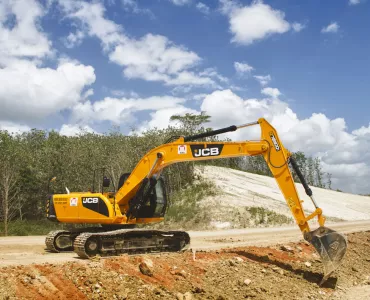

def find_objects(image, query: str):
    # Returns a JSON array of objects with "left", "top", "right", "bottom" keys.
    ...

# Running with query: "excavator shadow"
[{"left": 230, "top": 250, "right": 338, "bottom": 289}]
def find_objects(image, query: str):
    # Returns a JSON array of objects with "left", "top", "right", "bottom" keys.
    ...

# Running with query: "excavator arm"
[{"left": 116, "top": 118, "right": 347, "bottom": 282}]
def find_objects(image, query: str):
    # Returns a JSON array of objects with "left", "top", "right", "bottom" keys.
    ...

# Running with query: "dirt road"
[{"left": 1, "top": 220, "right": 369, "bottom": 267}]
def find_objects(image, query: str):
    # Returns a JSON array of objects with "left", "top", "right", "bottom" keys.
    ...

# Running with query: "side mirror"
[{"left": 103, "top": 176, "right": 111, "bottom": 188}]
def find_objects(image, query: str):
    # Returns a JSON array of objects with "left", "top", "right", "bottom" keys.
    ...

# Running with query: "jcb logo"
[
  {"left": 190, "top": 144, "right": 223, "bottom": 158},
  {"left": 194, "top": 148, "right": 219, "bottom": 157},
  {"left": 269, "top": 132, "right": 281, "bottom": 152},
  {"left": 82, "top": 197, "right": 99, "bottom": 204}
]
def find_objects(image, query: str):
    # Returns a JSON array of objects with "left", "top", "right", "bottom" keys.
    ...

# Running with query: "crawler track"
[{"left": 73, "top": 229, "right": 191, "bottom": 258}]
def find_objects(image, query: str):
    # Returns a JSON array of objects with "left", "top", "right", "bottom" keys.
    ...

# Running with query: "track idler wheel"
[
  {"left": 45, "top": 231, "right": 74, "bottom": 252},
  {"left": 55, "top": 234, "right": 73, "bottom": 251},
  {"left": 304, "top": 226, "right": 347, "bottom": 284},
  {"left": 84, "top": 237, "right": 100, "bottom": 256}
]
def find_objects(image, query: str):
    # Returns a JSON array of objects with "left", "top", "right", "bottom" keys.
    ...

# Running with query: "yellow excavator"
[{"left": 45, "top": 118, "right": 347, "bottom": 282}]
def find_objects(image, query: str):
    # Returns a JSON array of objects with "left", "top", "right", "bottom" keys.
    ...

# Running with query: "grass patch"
[
  {"left": 0, "top": 220, "right": 103, "bottom": 236},
  {"left": 210, "top": 205, "right": 294, "bottom": 229},
  {"left": 245, "top": 206, "right": 294, "bottom": 226}
]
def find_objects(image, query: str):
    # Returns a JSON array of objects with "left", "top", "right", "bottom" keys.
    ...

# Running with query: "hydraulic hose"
[
  {"left": 289, "top": 156, "right": 313, "bottom": 197},
  {"left": 184, "top": 125, "right": 237, "bottom": 142}
]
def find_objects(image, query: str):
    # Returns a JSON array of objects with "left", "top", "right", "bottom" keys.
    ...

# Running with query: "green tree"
[
  {"left": 0, "top": 112, "right": 334, "bottom": 233},
  {"left": 314, "top": 157, "right": 324, "bottom": 188},
  {"left": 327, "top": 173, "right": 332, "bottom": 190},
  {"left": 0, "top": 132, "right": 26, "bottom": 235},
  {"left": 170, "top": 111, "right": 211, "bottom": 135}
]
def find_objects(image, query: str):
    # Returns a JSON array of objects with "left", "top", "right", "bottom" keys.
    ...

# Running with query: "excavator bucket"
[{"left": 304, "top": 226, "right": 347, "bottom": 284}]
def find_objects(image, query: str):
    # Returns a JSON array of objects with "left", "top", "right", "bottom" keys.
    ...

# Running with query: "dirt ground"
[
  {"left": 2, "top": 220, "right": 370, "bottom": 268},
  {"left": 0, "top": 230, "right": 369, "bottom": 300}
]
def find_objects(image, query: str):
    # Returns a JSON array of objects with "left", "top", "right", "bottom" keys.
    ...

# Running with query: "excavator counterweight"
[{"left": 45, "top": 117, "right": 347, "bottom": 283}]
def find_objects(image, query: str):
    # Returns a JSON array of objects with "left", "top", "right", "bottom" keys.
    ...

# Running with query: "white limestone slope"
[{"left": 197, "top": 166, "right": 370, "bottom": 221}]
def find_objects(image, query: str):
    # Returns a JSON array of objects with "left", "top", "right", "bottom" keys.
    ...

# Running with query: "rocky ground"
[{"left": 1, "top": 231, "right": 369, "bottom": 300}]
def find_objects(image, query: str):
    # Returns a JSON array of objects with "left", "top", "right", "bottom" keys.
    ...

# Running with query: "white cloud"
[
  {"left": 63, "top": 30, "right": 85, "bottom": 48},
  {"left": 168, "top": 0, "right": 191, "bottom": 6},
  {"left": 196, "top": 2, "right": 210, "bottom": 15},
  {"left": 59, "top": 1, "right": 217, "bottom": 87},
  {"left": 193, "top": 93, "right": 208, "bottom": 101},
  {"left": 163, "top": 71, "right": 215, "bottom": 86},
  {"left": 121, "top": 0, "right": 153, "bottom": 17},
  {"left": 261, "top": 87, "right": 281, "bottom": 98},
  {"left": 71, "top": 95, "right": 185, "bottom": 125},
  {"left": 200, "top": 68, "right": 228, "bottom": 83},
  {"left": 321, "top": 22, "right": 339, "bottom": 34},
  {"left": 170, "top": 85, "right": 193, "bottom": 96},
  {"left": 137, "top": 106, "right": 198, "bottom": 133},
  {"left": 349, "top": 0, "right": 361, "bottom": 5},
  {"left": 197, "top": 89, "right": 370, "bottom": 194},
  {"left": 280, "top": 114, "right": 356, "bottom": 154},
  {"left": 0, "top": 1, "right": 96, "bottom": 126},
  {"left": 223, "top": 0, "right": 291, "bottom": 45},
  {"left": 0, "top": 0, "right": 52, "bottom": 61},
  {"left": 82, "top": 88, "right": 94, "bottom": 99},
  {"left": 109, "top": 33, "right": 215, "bottom": 86},
  {"left": 59, "top": 124, "right": 96, "bottom": 136},
  {"left": 219, "top": 0, "right": 240, "bottom": 15},
  {"left": 199, "top": 90, "right": 296, "bottom": 140},
  {"left": 352, "top": 123, "right": 370, "bottom": 136},
  {"left": 114, "top": 88, "right": 370, "bottom": 194},
  {"left": 0, "top": 60, "right": 96, "bottom": 123},
  {"left": 58, "top": 0, "right": 125, "bottom": 51},
  {"left": 229, "top": 85, "right": 247, "bottom": 92},
  {"left": 0, "top": 121, "right": 31, "bottom": 134},
  {"left": 292, "top": 22, "right": 305, "bottom": 32},
  {"left": 234, "top": 62, "right": 254, "bottom": 74},
  {"left": 201, "top": 90, "right": 255, "bottom": 130},
  {"left": 254, "top": 74, "right": 271, "bottom": 86},
  {"left": 111, "top": 90, "right": 139, "bottom": 98},
  {"left": 109, "top": 33, "right": 199, "bottom": 75}
]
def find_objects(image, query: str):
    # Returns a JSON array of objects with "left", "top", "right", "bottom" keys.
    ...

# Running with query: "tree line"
[{"left": 0, "top": 112, "right": 331, "bottom": 235}]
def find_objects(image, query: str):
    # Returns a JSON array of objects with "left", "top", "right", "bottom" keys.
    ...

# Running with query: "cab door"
[{"left": 153, "top": 178, "right": 167, "bottom": 217}]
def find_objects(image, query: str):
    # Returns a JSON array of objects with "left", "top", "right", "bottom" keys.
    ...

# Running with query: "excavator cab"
[
  {"left": 118, "top": 173, "right": 168, "bottom": 219},
  {"left": 136, "top": 178, "right": 168, "bottom": 218}
]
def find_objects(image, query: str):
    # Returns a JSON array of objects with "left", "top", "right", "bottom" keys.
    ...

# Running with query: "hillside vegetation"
[{"left": 0, "top": 113, "right": 331, "bottom": 235}]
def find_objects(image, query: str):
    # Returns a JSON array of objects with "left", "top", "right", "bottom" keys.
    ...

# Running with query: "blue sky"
[
  {"left": 0, "top": 0, "right": 370, "bottom": 193},
  {"left": 39, "top": 0, "right": 370, "bottom": 130}
]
